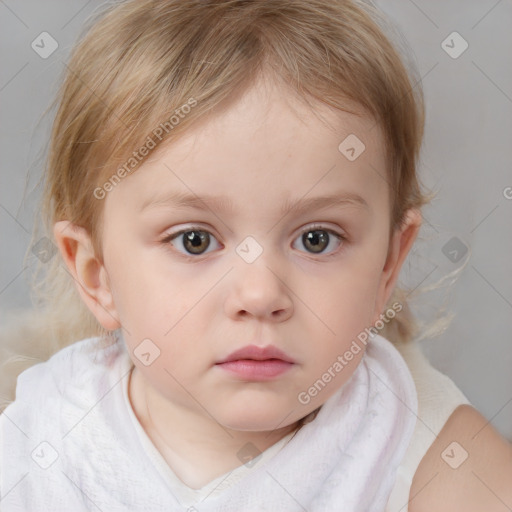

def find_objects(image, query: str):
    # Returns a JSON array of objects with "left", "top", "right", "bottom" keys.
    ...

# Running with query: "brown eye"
[
  {"left": 302, "top": 230, "right": 329, "bottom": 253},
  {"left": 182, "top": 230, "right": 210, "bottom": 254},
  {"left": 293, "top": 226, "right": 344, "bottom": 255},
  {"left": 165, "top": 228, "right": 221, "bottom": 257}
]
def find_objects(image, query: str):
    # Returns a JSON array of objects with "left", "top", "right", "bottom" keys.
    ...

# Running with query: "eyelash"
[{"left": 160, "top": 224, "right": 347, "bottom": 260}]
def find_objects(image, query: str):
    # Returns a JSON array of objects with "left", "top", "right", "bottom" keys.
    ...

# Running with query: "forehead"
[{"left": 106, "top": 78, "right": 389, "bottom": 220}]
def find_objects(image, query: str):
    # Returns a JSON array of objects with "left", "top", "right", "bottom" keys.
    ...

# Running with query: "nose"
[{"left": 224, "top": 257, "right": 294, "bottom": 323}]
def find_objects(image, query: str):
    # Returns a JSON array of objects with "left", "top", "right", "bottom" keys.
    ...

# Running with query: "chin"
[{"left": 219, "top": 404, "right": 296, "bottom": 433}]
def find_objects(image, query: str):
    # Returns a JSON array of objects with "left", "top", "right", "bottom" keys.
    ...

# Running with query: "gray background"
[{"left": 1, "top": 1, "right": 511, "bottom": 441}]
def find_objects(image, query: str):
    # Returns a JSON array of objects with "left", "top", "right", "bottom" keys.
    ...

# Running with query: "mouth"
[{"left": 215, "top": 344, "right": 296, "bottom": 380}]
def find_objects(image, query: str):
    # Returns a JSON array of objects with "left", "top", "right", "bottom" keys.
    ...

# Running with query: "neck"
[{"left": 128, "top": 366, "right": 301, "bottom": 489}]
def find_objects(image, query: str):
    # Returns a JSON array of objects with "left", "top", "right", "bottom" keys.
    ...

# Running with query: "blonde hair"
[{"left": 1, "top": 0, "right": 438, "bottom": 411}]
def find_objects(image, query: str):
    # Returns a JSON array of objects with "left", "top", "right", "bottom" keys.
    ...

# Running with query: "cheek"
[
  {"left": 104, "top": 243, "right": 175, "bottom": 324},
  {"left": 306, "top": 264, "right": 383, "bottom": 336},
  {"left": 106, "top": 251, "right": 214, "bottom": 367}
]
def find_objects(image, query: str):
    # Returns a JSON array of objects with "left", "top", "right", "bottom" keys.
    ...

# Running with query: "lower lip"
[{"left": 216, "top": 359, "right": 294, "bottom": 380}]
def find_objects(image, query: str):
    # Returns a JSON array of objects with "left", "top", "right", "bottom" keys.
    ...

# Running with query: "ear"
[
  {"left": 53, "top": 221, "right": 121, "bottom": 331},
  {"left": 372, "top": 209, "right": 422, "bottom": 323}
]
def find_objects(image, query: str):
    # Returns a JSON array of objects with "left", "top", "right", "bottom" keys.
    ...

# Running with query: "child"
[{"left": 1, "top": 0, "right": 511, "bottom": 510}]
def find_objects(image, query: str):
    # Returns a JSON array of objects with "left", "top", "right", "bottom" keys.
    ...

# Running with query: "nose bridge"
[{"left": 226, "top": 241, "right": 293, "bottom": 320}]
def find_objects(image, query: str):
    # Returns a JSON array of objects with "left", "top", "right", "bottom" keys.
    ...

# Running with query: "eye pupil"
[
  {"left": 184, "top": 231, "right": 209, "bottom": 254},
  {"left": 303, "top": 230, "right": 329, "bottom": 253},
  {"left": 172, "top": 227, "right": 339, "bottom": 258}
]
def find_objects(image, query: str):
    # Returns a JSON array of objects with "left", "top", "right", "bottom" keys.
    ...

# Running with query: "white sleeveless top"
[
  {"left": 385, "top": 339, "right": 471, "bottom": 511},
  {"left": 0, "top": 333, "right": 418, "bottom": 511},
  {"left": 120, "top": 338, "right": 471, "bottom": 511},
  {"left": 119, "top": 338, "right": 471, "bottom": 510},
  {"left": 0, "top": 336, "right": 469, "bottom": 511}
]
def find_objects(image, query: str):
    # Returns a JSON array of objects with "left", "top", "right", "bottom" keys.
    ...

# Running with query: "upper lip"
[{"left": 216, "top": 344, "right": 295, "bottom": 364}]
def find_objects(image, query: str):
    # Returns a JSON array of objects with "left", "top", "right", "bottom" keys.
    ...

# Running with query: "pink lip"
[
  {"left": 217, "top": 344, "right": 295, "bottom": 364},
  {"left": 215, "top": 345, "right": 295, "bottom": 380}
]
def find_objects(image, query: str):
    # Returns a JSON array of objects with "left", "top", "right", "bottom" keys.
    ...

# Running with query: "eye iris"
[
  {"left": 184, "top": 231, "right": 209, "bottom": 254},
  {"left": 303, "top": 230, "right": 329, "bottom": 253}
]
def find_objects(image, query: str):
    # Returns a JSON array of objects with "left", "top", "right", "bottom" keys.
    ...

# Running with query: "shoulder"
[
  {"left": 1, "top": 335, "right": 132, "bottom": 459},
  {"left": 3, "top": 335, "right": 126, "bottom": 413},
  {"left": 17, "top": 337, "right": 102, "bottom": 384},
  {"left": 409, "top": 403, "right": 512, "bottom": 512}
]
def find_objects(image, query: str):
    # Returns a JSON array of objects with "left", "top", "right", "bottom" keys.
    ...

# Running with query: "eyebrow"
[{"left": 140, "top": 190, "right": 370, "bottom": 215}]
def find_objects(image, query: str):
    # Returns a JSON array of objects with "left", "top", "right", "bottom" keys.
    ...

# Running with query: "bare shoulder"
[{"left": 409, "top": 404, "right": 512, "bottom": 512}]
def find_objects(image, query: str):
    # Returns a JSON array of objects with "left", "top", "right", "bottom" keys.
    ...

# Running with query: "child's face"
[{"left": 98, "top": 78, "right": 413, "bottom": 431}]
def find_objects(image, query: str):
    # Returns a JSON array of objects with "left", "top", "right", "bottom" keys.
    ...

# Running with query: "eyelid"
[
  {"left": 298, "top": 222, "right": 345, "bottom": 237},
  {"left": 161, "top": 222, "right": 347, "bottom": 258},
  {"left": 161, "top": 223, "right": 346, "bottom": 241},
  {"left": 161, "top": 227, "right": 221, "bottom": 263},
  {"left": 293, "top": 223, "right": 347, "bottom": 257},
  {"left": 161, "top": 223, "right": 218, "bottom": 240},
  {"left": 296, "top": 222, "right": 348, "bottom": 246}
]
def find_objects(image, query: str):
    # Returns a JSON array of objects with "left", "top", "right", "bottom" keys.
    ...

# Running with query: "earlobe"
[
  {"left": 372, "top": 209, "right": 422, "bottom": 323},
  {"left": 53, "top": 221, "right": 121, "bottom": 331}
]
